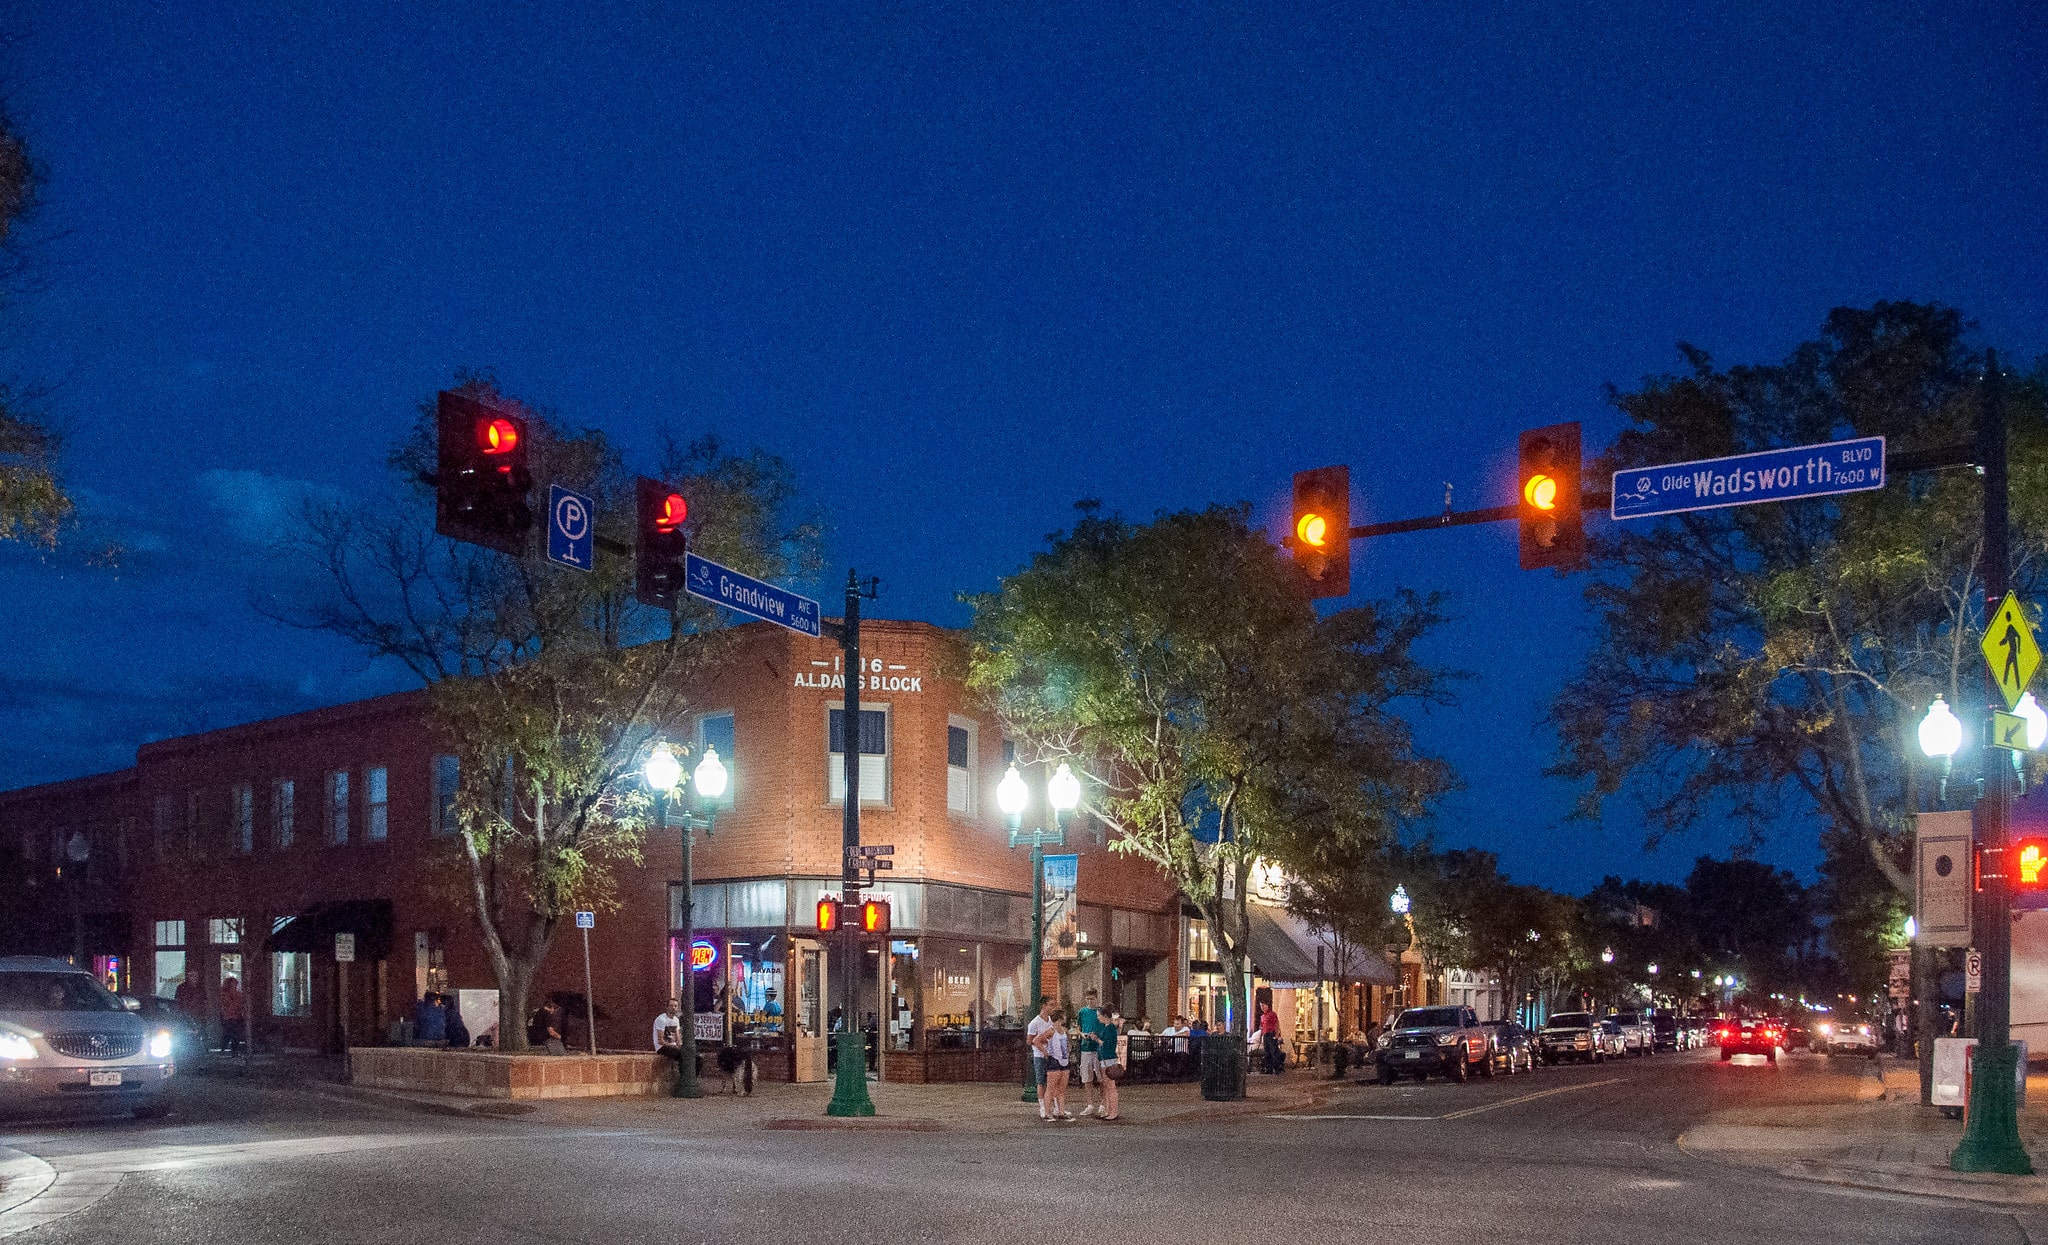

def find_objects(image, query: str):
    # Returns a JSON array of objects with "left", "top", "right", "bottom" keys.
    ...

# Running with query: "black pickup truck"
[{"left": 1373, "top": 1005, "right": 1491, "bottom": 1083}]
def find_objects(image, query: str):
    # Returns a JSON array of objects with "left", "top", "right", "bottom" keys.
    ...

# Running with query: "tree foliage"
[
  {"left": 965, "top": 502, "right": 1453, "bottom": 1024},
  {"left": 1551, "top": 303, "right": 2048, "bottom": 898},
  {"left": 0, "top": 99, "right": 69, "bottom": 549}
]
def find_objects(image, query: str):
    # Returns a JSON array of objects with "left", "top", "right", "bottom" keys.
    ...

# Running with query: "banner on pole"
[
  {"left": 1042, "top": 854, "right": 1079, "bottom": 961},
  {"left": 1915, "top": 810, "right": 1974, "bottom": 948}
]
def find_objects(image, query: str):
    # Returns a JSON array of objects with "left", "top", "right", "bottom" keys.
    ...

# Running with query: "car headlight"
[
  {"left": 1375, "top": 1035, "right": 1390, "bottom": 1049},
  {"left": 149, "top": 1030, "right": 174, "bottom": 1060},
  {"left": 0, "top": 1032, "right": 37, "bottom": 1060},
  {"left": 1435, "top": 1033, "right": 1459, "bottom": 1045}
]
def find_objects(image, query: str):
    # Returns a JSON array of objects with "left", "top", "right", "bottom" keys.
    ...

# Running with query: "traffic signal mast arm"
[{"left": 1340, "top": 495, "right": 1610, "bottom": 541}]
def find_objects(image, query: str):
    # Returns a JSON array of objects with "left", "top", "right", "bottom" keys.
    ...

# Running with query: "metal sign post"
[{"left": 575, "top": 911, "right": 597, "bottom": 1056}]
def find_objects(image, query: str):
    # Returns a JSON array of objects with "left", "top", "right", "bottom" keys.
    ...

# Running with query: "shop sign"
[
  {"left": 1042, "top": 854, "right": 1079, "bottom": 961},
  {"left": 690, "top": 939, "right": 719, "bottom": 971},
  {"left": 793, "top": 655, "right": 925, "bottom": 693},
  {"left": 334, "top": 933, "right": 355, "bottom": 963},
  {"left": 694, "top": 1013, "right": 724, "bottom": 1043}
]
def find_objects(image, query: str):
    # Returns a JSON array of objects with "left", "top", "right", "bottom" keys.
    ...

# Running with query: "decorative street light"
[
  {"left": 1000, "top": 761, "right": 1080, "bottom": 1102},
  {"left": 1601, "top": 947, "right": 1614, "bottom": 964},
  {"left": 1389, "top": 884, "right": 1411, "bottom": 915},
  {"left": 1919, "top": 696, "right": 1963, "bottom": 759},
  {"left": 647, "top": 742, "right": 725, "bottom": 1100}
]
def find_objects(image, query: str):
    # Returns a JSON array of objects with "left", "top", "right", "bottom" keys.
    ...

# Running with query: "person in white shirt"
[
  {"left": 1040, "top": 1009, "right": 1074, "bottom": 1121},
  {"left": 652, "top": 997, "right": 681, "bottom": 1050},
  {"left": 1024, "top": 999, "right": 1056, "bottom": 1119}
]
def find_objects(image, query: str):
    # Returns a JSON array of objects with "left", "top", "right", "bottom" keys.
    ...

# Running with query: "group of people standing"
[{"left": 1026, "top": 988, "right": 1127, "bottom": 1122}]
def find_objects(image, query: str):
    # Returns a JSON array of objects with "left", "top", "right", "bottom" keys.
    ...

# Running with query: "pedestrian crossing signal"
[
  {"left": 2012, "top": 837, "right": 2048, "bottom": 911},
  {"left": 816, "top": 895, "right": 842, "bottom": 933},
  {"left": 860, "top": 899, "right": 891, "bottom": 934},
  {"left": 1518, "top": 422, "right": 1583, "bottom": 570},
  {"left": 1290, "top": 465, "right": 1350, "bottom": 599}
]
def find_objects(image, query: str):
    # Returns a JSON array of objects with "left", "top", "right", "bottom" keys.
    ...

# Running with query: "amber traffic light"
[
  {"left": 434, "top": 390, "right": 534, "bottom": 555},
  {"left": 635, "top": 476, "right": 690, "bottom": 609},
  {"left": 1290, "top": 465, "right": 1351, "bottom": 598},
  {"left": 1518, "top": 422, "right": 1583, "bottom": 570}
]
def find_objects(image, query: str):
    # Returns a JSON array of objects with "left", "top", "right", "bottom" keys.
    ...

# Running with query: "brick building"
[{"left": 2, "top": 619, "right": 1201, "bottom": 1083}]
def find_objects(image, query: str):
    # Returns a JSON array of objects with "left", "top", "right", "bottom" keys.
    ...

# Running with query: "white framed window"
[
  {"left": 155, "top": 919, "right": 186, "bottom": 948},
  {"left": 697, "top": 712, "right": 735, "bottom": 809},
  {"left": 209, "top": 917, "right": 243, "bottom": 945},
  {"left": 153, "top": 920, "right": 186, "bottom": 1002},
  {"left": 431, "top": 756, "right": 460, "bottom": 837},
  {"left": 946, "top": 717, "right": 977, "bottom": 816},
  {"left": 272, "top": 779, "right": 295, "bottom": 848},
  {"left": 326, "top": 770, "right": 349, "bottom": 845},
  {"left": 366, "top": 766, "right": 389, "bottom": 842},
  {"left": 827, "top": 706, "right": 889, "bottom": 804},
  {"left": 271, "top": 950, "right": 311, "bottom": 1017},
  {"left": 231, "top": 783, "right": 254, "bottom": 854}
]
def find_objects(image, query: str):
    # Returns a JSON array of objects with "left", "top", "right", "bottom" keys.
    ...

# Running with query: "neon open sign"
[{"left": 690, "top": 939, "right": 718, "bottom": 971}]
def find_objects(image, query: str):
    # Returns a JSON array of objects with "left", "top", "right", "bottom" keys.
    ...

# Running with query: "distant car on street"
[
  {"left": 1610, "top": 1011, "right": 1654, "bottom": 1057},
  {"left": 1537, "top": 1011, "right": 1623, "bottom": 1064},
  {"left": 1813, "top": 1017, "right": 1878, "bottom": 1057},
  {"left": 1649, "top": 1013, "right": 1682, "bottom": 1052},
  {"left": 1479, "top": 1019, "right": 1537, "bottom": 1075},
  {"left": 1374, "top": 1005, "right": 1491, "bottom": 1083},
  {"left": 1718, "top": 1017, "right": 1783, "bottom": 1064}
]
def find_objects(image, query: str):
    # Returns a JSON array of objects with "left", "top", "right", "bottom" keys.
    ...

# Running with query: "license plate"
[
  {"left": 88, "top": 1071, "right": 122, "bottom": 1088},
  {"left": 1404, "top": 1051, "right": 1421, "bottom": 1060}
]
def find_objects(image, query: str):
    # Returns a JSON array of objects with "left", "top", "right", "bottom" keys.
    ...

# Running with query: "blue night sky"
[{"left": 1, "top": 4, "right": 2042, "bottom": 894}]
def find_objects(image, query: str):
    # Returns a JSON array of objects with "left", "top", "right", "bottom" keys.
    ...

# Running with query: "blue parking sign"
[{"left": 547, "top": 485, "right": 595, "bottom": 571}]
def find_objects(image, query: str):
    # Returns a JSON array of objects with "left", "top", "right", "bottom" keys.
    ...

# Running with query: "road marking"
[
  {"left": 1268, "top": 1113, "right": 1435, "bottom": 1121},
  {"left": 1439, "top": 1077, "right": 1624, "bottom": 1119}
]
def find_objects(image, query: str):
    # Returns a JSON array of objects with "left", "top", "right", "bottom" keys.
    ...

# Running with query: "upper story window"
[
  {"left": 186, "top": 789, "right": 203, "bottom": 857},
  {"left": 154, "top": 920, "right": 185, "bottom": 948},
  {"left": 209, "top": 917, "right": 243, "bottom": 945},
  {"left": 946, "top": 719, "right": 977, "bottom": 817},
  {"left": 698, "top": 713, "right": 735, "bottom": 809},
  {"left": 231, "top": 783, "right": 254, "bottom": 855},
  {"left": 827, "top": 707, "right": 889, "bottom": 805},
  {"left": 153, "top": 795, "right": 174, "bottom": 857},
  {"left": 272, "top": 779, "right": 295, "bottom": 849},
  {"left": 326, "top": 770, "right": 349, "bottom": 845},
  {"left": 365, "top": 766, "right": 389, "bottom": 842},
  {"left": 431, "top": 756, "right": 460, "bottom": 837}
]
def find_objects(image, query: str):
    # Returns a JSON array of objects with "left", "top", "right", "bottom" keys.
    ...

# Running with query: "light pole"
[
  {"left": 999, "top": 761, "right": 1079, "bottom": 1102},
  {"left": 647, "top": 742, "right": 727, "bottom": 1100}
]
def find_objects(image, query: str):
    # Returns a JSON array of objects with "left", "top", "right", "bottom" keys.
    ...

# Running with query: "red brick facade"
[{"left": 2, "top": 619, "right": 1183, "bottom": 1082}]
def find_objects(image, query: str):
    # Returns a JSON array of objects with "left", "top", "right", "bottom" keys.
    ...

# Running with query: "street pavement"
[{"left": 2, "top": 1046, "right": 2042, "bottom": 1243}]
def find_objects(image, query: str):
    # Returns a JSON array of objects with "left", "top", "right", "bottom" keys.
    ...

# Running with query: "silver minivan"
[{"left": 0, "top": 956, "right": 176, "bottom": 1117}]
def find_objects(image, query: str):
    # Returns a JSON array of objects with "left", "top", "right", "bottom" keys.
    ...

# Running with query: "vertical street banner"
[
  {"left": 1042, "top": 854, "right": 1079, "bottom": 961},
  {"left": 1915, "top": 810, "right": 1974, "bottom": 948}
]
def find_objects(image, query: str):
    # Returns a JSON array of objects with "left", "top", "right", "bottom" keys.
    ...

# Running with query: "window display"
[
  {"left": 887, "top": 940, "right": 918, "bottom": 1052},
  {"left": 724, "top": 933, "right": 785, "bottom": 1041},
  {"left": 922, "top": 942, "right": 978, "bottom": 1050},
  {"left": 979, "top": 941, "right": 1029, "bottom": 1047}
]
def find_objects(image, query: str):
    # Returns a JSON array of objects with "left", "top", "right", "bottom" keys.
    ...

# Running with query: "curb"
[
  {"left": 296, "top": 1079, "right": 524, "bottom": 1120},
  {"left": 0, "top": 1148, "right": 53, "bottom": 1216}
]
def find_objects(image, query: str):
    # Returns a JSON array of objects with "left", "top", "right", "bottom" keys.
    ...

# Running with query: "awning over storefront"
[
  {"left": 265, "top": 899, "right": 394, "bottom": 961},
  {"left": 1246, "top": 904, "right": 1398, "bottom": 989}
]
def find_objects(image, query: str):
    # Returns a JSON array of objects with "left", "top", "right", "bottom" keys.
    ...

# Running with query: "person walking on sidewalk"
[
  {"left": 1025, "top": 998, "right": 1057, "bottom": 1120},
  {"left": 1076, "top": 988, "right": 1106, "bottom": 1117},
  {"left": 219, "top": 976, "right": 247, "bottom": 1055},
  {"left": 1258, "top": 1002, "right": 1282, "bottom": 1074}
]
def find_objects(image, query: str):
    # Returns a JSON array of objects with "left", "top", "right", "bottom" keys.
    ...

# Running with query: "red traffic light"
[
  {"left": 860, "top": 898, "right": 891, "bottom": 934},
  {"left": 655, "top": 492, "right": 687, "bottom": 531},
  {"left": 816, "top": 896, "right": 841, "bottom": 932},
  {"left": 477, "top": 417, "right": 521, "bottom": 455}
]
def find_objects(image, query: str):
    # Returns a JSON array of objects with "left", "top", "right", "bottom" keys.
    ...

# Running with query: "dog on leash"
[{"left": 714, "top": 1045, "right": 754, "bottom": 1095}]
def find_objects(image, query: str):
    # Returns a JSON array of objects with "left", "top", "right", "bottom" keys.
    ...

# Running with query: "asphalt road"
[{"left": 0, "top": 1048, "right": 2031, "bottom": 1244}]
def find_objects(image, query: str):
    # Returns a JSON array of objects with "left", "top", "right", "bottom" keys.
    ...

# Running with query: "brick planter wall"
[{"left": 349, "top": 1048, "right": 673, "bottom": 1099}]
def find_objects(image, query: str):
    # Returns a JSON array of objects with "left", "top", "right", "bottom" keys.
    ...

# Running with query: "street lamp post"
[
  {"left": 999, "top": 761, "right": 1079, "bottom": 1103},
  {"left": 647, "top": 742, "right": 727, "bottom": 1101}
]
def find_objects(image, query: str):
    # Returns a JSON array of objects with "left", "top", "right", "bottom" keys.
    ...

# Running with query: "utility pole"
[
  {"left": 1952, "top": 351, "right": 2033, "bottom": 1175},
  {"left": 827, "top": 570, "right": 878, "bottom": 1117}
]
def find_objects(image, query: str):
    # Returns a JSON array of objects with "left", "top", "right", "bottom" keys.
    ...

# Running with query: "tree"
[
  {"left": 1551, "top": 303, "right": 2048, "bottom": 903},
  {"left": 273, "top": 379, "right": 820, "bottom": 1047},
  {"left": 0, "top": 100, "right": 70, "bottom": 548},
  {"left": 966, "top": 502, "right": 1452, "bottom": 1033}
]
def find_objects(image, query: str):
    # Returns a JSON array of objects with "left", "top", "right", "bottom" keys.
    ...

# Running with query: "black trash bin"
[{"left": 1201, "top": 1034, "right": 1247, "bottom": 1100}]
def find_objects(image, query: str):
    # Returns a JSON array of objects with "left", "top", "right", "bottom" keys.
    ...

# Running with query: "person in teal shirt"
[
  {"left": 1094, "top": 1010, "right": 1123, "bottom": 1121},
  {"left": 1075, "top": 988, "right": 1105, "bottom": 1116}
]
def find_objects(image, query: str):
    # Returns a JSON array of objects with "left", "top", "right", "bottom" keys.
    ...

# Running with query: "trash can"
[{"left": 1201, "top": 1034, "right": 1247, "bottom": 1100}]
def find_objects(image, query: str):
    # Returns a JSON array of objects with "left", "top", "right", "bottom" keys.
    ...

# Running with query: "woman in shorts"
[{"left": 1043, "top": 1010, "right": 1074, "bottom": 1120}]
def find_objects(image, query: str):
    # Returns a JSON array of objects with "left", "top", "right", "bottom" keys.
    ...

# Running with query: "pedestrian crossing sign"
[{"left": 1982, "top": 592, "right": 2040, "bottom": 709}]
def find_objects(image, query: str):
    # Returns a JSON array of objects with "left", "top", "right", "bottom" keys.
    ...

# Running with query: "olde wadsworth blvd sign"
[{"left": 1610, "top": 435, "right": 1886, "bottom": 520}]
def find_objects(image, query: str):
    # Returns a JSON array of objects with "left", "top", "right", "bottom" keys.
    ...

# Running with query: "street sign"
[
  {"left": 683, "top": 552, "right": 821, "bottom": 637},
  {"left": 1610, "top": 435, "right": 1886, "bottom": 521},
  {"left": 1995, "top": 711, "right": 2030, "bottom": 750},
  {"left": 546, "top": 484, "right": 596, "bottom": 572},
  {"left": 575, "top": 910, "right": 595, "bottom": 929},
  {"left": 1916, "top": 811, "right": 1974, "bottom": 947},
  {"left": 852, "top": 844, "right": 894, "bottom": 856},
  {"left": 334, "top": 932, "right": 355, "bottom": 963},
  {"left": 1981, "top": 591, "right": 2040, "bottom": 709},
  {"left": 1968, "top": 948, "right": 1985, "bottom": 993}
]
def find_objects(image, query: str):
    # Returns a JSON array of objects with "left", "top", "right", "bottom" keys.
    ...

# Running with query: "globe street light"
[
  {"left": 1389, "top": 885, "right": 1411, "bottom": 915},
  {"left": 1920, "top": 697, "right": 1963, "bottom": 758},
  {"left": 647, "top": 741, "right": 721, "bottom": 1100},
  {"left": 1601, "top": 947, "right": 1614, "bottom": 964},
  {"left": 1001, "top": 762, "right": 1078, "bottom": 1102}
]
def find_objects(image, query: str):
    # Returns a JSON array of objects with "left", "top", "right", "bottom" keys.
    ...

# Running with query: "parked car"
[
  {"left": 1814, "top": 1017, "right": 1879, "bottom": 1057},
  {"left": 1479, "top": 1019, "right": 1537, "bottom": 1075},
  {"left": 1718, "top": 1017, "right": 1783, "bottom": 1063},
  {"left": 1649, "top": 1013, "right": 1682, "bottom": 1052},
  {"left": 1374, "top": 1006, "right": 1492, "bottom": 1083},
  {"left": 1610, "top": 1011, "right": 1655, "bottom": 1057},
  {"left": 1778, "top": 1018, "right": 1810, "bottom": 1051},
  {"left": 1537, "top": 1011, "right": 1623, "bottom": 1064},
  {"left": 0, "top": 956, "right": 177, "bottom": 1118}
]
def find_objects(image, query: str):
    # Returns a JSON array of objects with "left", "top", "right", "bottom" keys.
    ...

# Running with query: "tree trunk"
[{"left": 496, "top": 955, "right": 538, "bottom": 1053}]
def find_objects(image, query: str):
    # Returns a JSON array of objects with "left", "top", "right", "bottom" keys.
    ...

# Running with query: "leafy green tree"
[
  {"left": 1551, "top": 303, "right": 2048, "bottom": 904},
  {"left": 275, "top": 378, "right": 820, "bottom": 1047},
  {"left": 0, "top": 102, "right": 70, "bottom": 549},
  {"left": 966, "top": 503, "right": 1452, "bottom": 1030}
]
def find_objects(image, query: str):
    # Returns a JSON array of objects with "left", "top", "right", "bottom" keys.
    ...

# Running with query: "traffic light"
[
  {"left": 635, "top": 476, "right": 689, "bottom": 609},
  {"left": 860, "top": 898, "right": 891, "bottom": 934},
  {"left": 2012, "top": 836, "right": 2048, "bottom": 910},
  {"left": 1518, "top": 422, "right": 1583, "bottom": 570},
  {"left": 1291, "top": 465, "right": 1351, "bottom": 598},
  {"left": 435, "top": 390, "right": 534, "bottom": 554},
  {"left": 816, "top": 895, "right": 842, "bottom": 933}
]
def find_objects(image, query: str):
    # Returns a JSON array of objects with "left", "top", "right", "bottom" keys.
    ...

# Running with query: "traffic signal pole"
[
  {"left": 826, "top": 570, "right": 877, "bottom": 1117},
  {"left": 1952, "top": 352, "right": 2032, "bottom": 1175}
]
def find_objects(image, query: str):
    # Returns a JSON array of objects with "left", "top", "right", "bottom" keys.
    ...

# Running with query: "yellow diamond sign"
[{"left": 1982, "top": 591, "right": 2041, "bottom": 709}]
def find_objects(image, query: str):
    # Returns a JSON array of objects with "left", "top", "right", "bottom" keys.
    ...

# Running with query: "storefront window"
[
  {"left": 886, "top": 940, "right": 918, "bottom": 1052},
  {"left": 725, "top": 932, "right": 786, "bottom": 1042},
  {"left": 271, "top": 952, "right": 311, "bottom": 1016},
  {"left": 979, "top": 941, "right": 1029, "bottom": 1047},
  {"left": 923, "top": 942, "right": 978, "bottom": 1050}
]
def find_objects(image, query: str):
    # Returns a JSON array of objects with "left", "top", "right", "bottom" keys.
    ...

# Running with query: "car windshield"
[
  {"left": 1615, "top": 1013, "right": 1642, "bottom": 1023},
  {"left": 0, "top": 971, "right": 123, "bottom": 1013},
  {"left": 1546, "top": 1012, "right": 1592, "bottom": 1028},
  {"left": 1396, "top": 1008, "right": 1463, "bottom": 1028}
]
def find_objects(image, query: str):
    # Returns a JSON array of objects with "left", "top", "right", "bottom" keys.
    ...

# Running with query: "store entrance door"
[{"left": 793, "top": 939, "right": 828, "bottom": 1083}]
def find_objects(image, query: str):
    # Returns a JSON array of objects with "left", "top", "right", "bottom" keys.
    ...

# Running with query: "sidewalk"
[
  {"left": 301, "top": 1070, "right": 1326, "bottom": 1132},
  {"left": 1678, "top": 1057, "right": 2048, "bottom": 1207}
]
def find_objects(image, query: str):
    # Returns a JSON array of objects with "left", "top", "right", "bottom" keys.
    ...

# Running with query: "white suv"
[{"left": 0, "top": 956, "right": 176, "bottom": 1118}]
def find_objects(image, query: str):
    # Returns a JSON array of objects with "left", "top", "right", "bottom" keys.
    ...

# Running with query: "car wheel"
[
  {"left": 1377, "top": 1065, "right": 1395, "bottom": 1086},
  {"left": 1719, "top": 1049, "right": 1732, "bottom": 1062},
  {"left": 1480, "top": 1049, "right": 1497, "bottom": 1078},
  {"left": 1448, "top": 1054, "right": 1468, "bottom": 1082},
  {"left": 1766, "top": 1050, "right": 1777, "bottom": 1065}
]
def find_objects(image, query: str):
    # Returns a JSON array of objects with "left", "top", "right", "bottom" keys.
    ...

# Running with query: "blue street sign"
[
  {"left": 1610, "top": 435, "right": 1885, "bottom": 521},
  {"left": 574, "top": 910, "right": 594, "bottom": 930},
  {"left": 684, "top": 552, "right": 822, "bottom": 637},
  {"left": 546, "top": 484, "right": 596, "bottom": 571}
]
